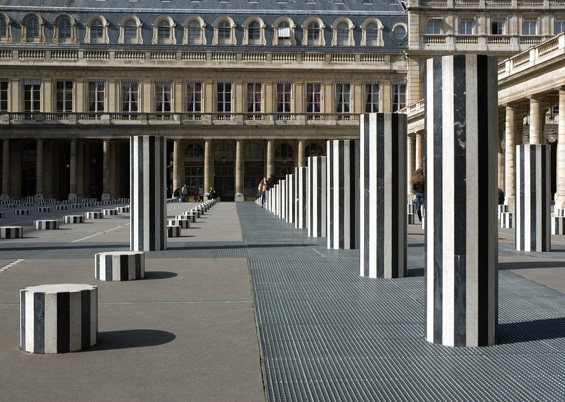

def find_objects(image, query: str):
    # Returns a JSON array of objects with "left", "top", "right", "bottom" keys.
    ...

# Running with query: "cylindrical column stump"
[
  {"left": 85, "top": 211, "right": 103, "bottom": 219},
  {"left": 20, "top": 284, "right": 98, "bottom": 354},
  {"left": 64, "top": 215, "right": 84, "bottom": 224},
  {"left": 425, "top": 55, "right": 499, "bottom": 347},
  {"left": 95, "top": 251, "right": 145, "bottom": 281},
  {"left": 167, "top": 225, "right": 181, "bottom": 237},
  {"left": 34, "top": 220, "right": 59, "bottom": 230},
  {"left": 103, "top": 209, "right": 118, "bottom": 216},
  {"left": 0, "top": 226, "right": 23, "bottom": 238}
]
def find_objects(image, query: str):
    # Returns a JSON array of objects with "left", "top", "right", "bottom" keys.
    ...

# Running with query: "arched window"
[
  {"left": 158, "top": 21, "right": 170, "bottom": 44},
  {"left": 0, "top": 19, "right": 6, "bottom": 38},
  {"left": 188, "top": 21, "right": 201, "bottom": 44},
  {"left": 272, "top": 17, "right": 296, "bottom": 46},
  {"left": 59, "top": 18, "right": 71, "bottom": 41},
  {"left": 0, "top": 13, "right": 12, "bottom": 42},
  {"left": 278, "top": 22, "right": 290, "bottom": 45},
  {"left": 219, "top": 21, "right": 231, "bottom": 44},
  {"left": 361, "top": 18, "right": 384, "bottom": 47},
  {"left": 331, "top": 18, "right": 355, "bottom": 46},
  {"left": 183, "top": 17, "right": 206, "bottom": 45},
  {"left": 275, "top": 143, "right": 294, "bottom": 160},
  {"left": 26, "top": 18, "right": 39, "bottom": 41},
  {"left": 184, "top": 143, "right": 204, "bottom": 160},
  {"left": 91, "top": 19, "right": 104, "bottom": 43},
  {"left": 53, "top": 14, "right": 77, "bottom": 44},
  {"left": 152, "top": 16, "right": 176, "bottom": 45},
  {"left": 124, "top": 20, "right": 137, "bottom": 43},
  {"left": 249, "top": 21, "right": 260, "bottom": 42},
  {"left": 118, "top": 16, "right": 143, "bottom": 44},
  {"left": 212, "top": 17, "right": 236, "bottom": 45},
  {"left": 308, "top": 22, "right": 320, "bottom": 45},
  {"left": 243, "top": 17, "right": 265, "bottom": 46},
  {"left": 337, "top": 22, "right": 349, "bottom": 45},
  {"left": 214, "top": 142, "right": 234, "bottom": 160},
  {"left": 245, "top": 142, "right": 264, "bottom": 160}
]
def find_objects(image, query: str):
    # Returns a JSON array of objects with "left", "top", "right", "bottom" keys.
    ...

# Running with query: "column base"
[
  {"left": 504, "top": 197, "right": 515, "bottom": 213},
  {"left": 101, "top": 193, "right": 111, "bottom": 201},
  {"left": 234, "top": 193, "right": 244, "bottom": 202},
  {"left": 68, "top": 193, "right": 77, "bottom": 201}
]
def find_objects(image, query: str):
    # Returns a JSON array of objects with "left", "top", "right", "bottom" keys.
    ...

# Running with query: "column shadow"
[
  {"left": 87, "top": 329, "right": 176, "bottom": 351},
  {"left": 498, "top": 317, "right": 565, "bottom": 343}
]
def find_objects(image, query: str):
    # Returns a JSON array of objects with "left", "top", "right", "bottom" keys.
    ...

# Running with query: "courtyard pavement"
[{"left": 0, "top": 201, "right": 564, "bottom": 401}]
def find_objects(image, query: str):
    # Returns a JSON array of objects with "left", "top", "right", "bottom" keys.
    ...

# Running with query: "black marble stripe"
[
  {"left": 81, "top": 289, "right": 91, "bottom": 349},
  {"left": 105, "top": 254, "right": 113, "bottom": 281},
  {"left": 518, "top": 146, "right": 525, "bottom": 250},
  {"left": 33, "top": 292, "right": 45, "bottom": 354},
  {"left": 349, "top": 141, "right": 357, "bottom": 249},
  {"left": 149, "top": 137, "right": 156, "bottom": 249},
  {"left": 541, "top": 147, "right": 548, "bottom": 250},
  {"left": 338, "top": 141, "right": 345, "bottom": 248},
  {"left": 376, "top": 114, "right": 385, "bottom": 278},
  {"left": 136, "top": 253, "right": 142, "bottom": 278},
  {"left": 120, "top": 254, "right": 129, "bottom": 281},
  {"left": 328, "top": 146, "right": 334, "bottom": 246},
  {"left": 530, "top": 146, "right": 537, "bottom": 251},
  {"left": 391, "top": 114, "right": 399, "bottom": 278},
  {"left": 57, "top": 292, "right": 70, "bottom": 353}
]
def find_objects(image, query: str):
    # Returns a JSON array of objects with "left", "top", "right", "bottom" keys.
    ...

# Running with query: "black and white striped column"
[
  {"left": 327, "top": 140, "right": 359, "bottom": 250},
  {"left": 294, "top": 167, "right": 308, "bottom": 229},
  {"left": 359, "top": 113, "right": 407, "bottom": 278},
  {"left": 280, "top": 179, "right": 287, "bottom": 220},
  {"left": 515, "top": 145, "right": 551, "bottom": 252},
  {"left": 425, "top": 55, "right": 499, "bottom": 347},
  {"left": 20, "top": 284, "right": 98, "bottom": 354},
  {"left": 95, "top": 251, "right": 145, "bottom": 281},
  {"left": 307, "top": 156, "right": 327, "bottom": 238},
  {"left": 286, "top": 174, "right": 295, "bottom": 224},
  {"left": 130, "top": 136, "right": 167, "bottom": 251}
]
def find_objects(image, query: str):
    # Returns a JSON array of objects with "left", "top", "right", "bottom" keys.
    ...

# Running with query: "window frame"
[
  {"left": 186, "top": 82, "right": 202, "bottom": 116},
  {"left": 121, "top": 81, "right": 139, "bottom": 115},
  {"left": 23, "top": 80, "right": 41, "bottom": 114},
  {"left": 183, "top": 16, "right": 207, "bottom": 45},
  {"left": 212, "top": 16, "right": 236, "bottom": 45},
  {"left": 331, "top": 18, "right": 355, "bottom": 46},
  {"left": 216, "top": 82, "right": 232, "bottom": 117},
  {"left": 272, "top": 17, "right": 296, "bottom": 46},
  {"left": 306, "top": 82, "right": 322, "bottom": 119},
  {"left": 392, "top": 82, "right": 406, "bottom": 113},
  {"left": 56, "top": 80, "right": 73, "bottom": 114},
  {"left": 151, "top": 15, "right": 177, "bottom": 45},
  {"left": 365, "top": 83, "right": 380, "bottom": 113},
  {"left": 85, "top": 15, "right": 109, "bottom": 44},
  {"left": 276, "top": 82, "right": 292, "bottom": 119},
  {"left": 155, "top": 81, "right": 172, "bottom": 116},
  {"left": 87, "top": 81, "right": 105, "bottom": 113},
  {"left": 301, "top": 17, "right": 325, "bottom": 46},
  {"left": 335, "top": 82, "right": 351, "bottom": 119}
]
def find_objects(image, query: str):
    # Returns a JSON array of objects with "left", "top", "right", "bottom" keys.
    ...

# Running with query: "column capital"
[
  {"left": 527, "top": 94, "right": 544, "bottom": 103},
  {"left": 558, "top": 86, "right": 565, "bottom": 95}
]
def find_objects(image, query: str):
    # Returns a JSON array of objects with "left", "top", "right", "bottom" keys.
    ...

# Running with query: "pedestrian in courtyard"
[
  {"left": 181, "top": 184, "right": 189, "bottom": 202},
  {"left": 259, "top": 177, "right": 268, "bottom": 207},
  {"left": 266, "top": 173, "right": 278, "bottom": 190},
  {"left": 198, "top": 184, "right": 204, "bottom": 201},
  {"left": 410, "top": 168, "right": 425, "bottom": 221},
  {"left": 173, "top": 187, "right": 181, "bottom": 202}
]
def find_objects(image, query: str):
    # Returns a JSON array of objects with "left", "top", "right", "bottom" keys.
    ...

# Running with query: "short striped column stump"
[
  {"left": 407, "top": 202, "right": 416, "bottom": 215},
  {"left": 82, "top": 203, "right": 92, "bottom": 208},
  {"left": 103, "top": 209, "right": 117, "bottom": 216},
  {"left": 175, "top": 215, "right": 192, "bottom": 225},
  {"left": 37, "top": 207, "right": 51, "bottom": 213},
  {"left": 407, "top": 213, "right": 415, "bottom": 225},
  {"left": 20, "top": 283, "right": 98, "bottom": 354},
  {"left": 552, "top": 217, "right": 565, "bottom": 235},
  {"left": 95, "top": 251, "right": 145, "bottom": 281},
  {"left": 85, "top": 211, "right": 103, "bottom": 219},
  {"left": 14, "top": 209, "right": 30, "bottom": 215},
  {"left": 191, "top": 209, "right": 201, "bottom": 218},
  {"left": 70, "top": 204, "right": 82, "bottom": 209},
  {"left": 116, "top": 206, "right": 130, "bottom": 213},
  {"left": 64, "top": 215, "right": 84, "bottom": 224},
  {"left": 168, "top": 219, "right": 189, "bottom": 229},
  {"left": 34, "top": 220, "right": 59, "bottom": 230},
  {"left": 182, "top": 212, "right": 196, "bottom": 223},
  {"left": 167, "top": 225, "right": 181, "bottom": 237},
  {"left": 0, "top": 212, "right": 5, "bottom": 218},
  {"left": 498, "top": 205, "right": 508, "bottom": 220},
  {"left": 500, "top": 212, "right": 514, "bottom": 229},
  {"left": 0, "top": 226, "right": 23, "bottom": 238},
  {"left": 56, "top": 205, "right": 69, "bottom": 211}
]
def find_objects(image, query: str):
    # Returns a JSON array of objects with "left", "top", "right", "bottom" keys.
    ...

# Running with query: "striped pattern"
[
  {"left": 500, "top": 212, "right": 514, "bottom": 229},
  {"left": 359, "top": 114, "right": 407, "bottom": 278},
  {"left": 34, "top": 220, "right": 59, "bottom": 230},
  {"left": 551, "top": 217, "right": 565, "bottom": 235},
  {"left": 64, "top": 215, "right": 84, "bottom": 224},
  {"left": 20, "top": 284, "right": 98, "bottom": 354},
  {"left": 26, "top": 196, "right": 35, "bottom": 204},
  {"left": 407, "top": 214, "right": 415, "bottom": 225},
  {"left": 307, "top": 156, "right": 327, "bottom": 238},
  {"left": 0, "top": 212, "right": 4, "bottom": 218},
  {"left": 168, "top": 219, "right": 190, "bottom": 229},
  {"left": 425, "top": 55, "right": 498, "bottom": 347},
  {"left": 131, "top": 136, "right": 167, "bottom": 251},
  {"left": 327, "top": 140, "right": 359, "bottom": 250},
  {"left": 85, "top": 211, "right": 103, "bottom": 219},
  {"left": 116, "top": 206, "right": 130, "bottom": 213},
  {"left": 167, "top": 225, "right": 181, "bottom": 237},
  {"left": 294, "top": 167, "right": 308, "bottom": 229},
  {"left": 0, "top": 226, "right": 23, "bottom": 238},
  {"left": 14, "top": 209, "right": 30, "bottom": 215},
  {"left": 286, "top": 174, "right": 295, "bottom": 224},
  {"left": 103, "top": 209, "right": 117, "bottom": 216},
  {"left": 37, "top": 207, "right": 51, "bottom": 213},
  {"left": 556, "top": 209, "right": 565, "bottom": 217},
  {"left": 182, "top": 211, "right": 197, "bottom": 223},
  {"left": 407, "top": 202, "right": 416, "bottom": 215},
  {"left": 497, "top": 205, "right": 508, "bottom": 220},
  {"left": 280, "top": 179, "right": 287, "bottom": 220},
  {"left": 515, "top": 144, "right": 551, "bottom": 252},
  {"left": 56, "top": 205, "right": 69, "bottom": 210},
  {"left": 95, "top": 251, "right": 145, "bottom": 281}
]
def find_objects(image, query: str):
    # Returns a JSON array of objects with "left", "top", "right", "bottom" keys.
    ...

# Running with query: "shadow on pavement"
[
  {"left": 143, "top": 271, "right": 178, "bottom": 280},
  {"left": 88, "top": 329, "right": 176, "bottom": 351},
  {"left": 499, "top": 317, "right": 565, "bottom": 343}
]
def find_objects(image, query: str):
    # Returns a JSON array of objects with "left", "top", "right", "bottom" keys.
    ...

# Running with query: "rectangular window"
[
  {"left": 87, "top": 81, "right": 105, "bottom": 113},
  {"left": 491, "top": 20, "right": 505, "bottom": 35},
  {"left": 155, "top": 81, "right": 171, "bottom": 117},
  {"left": 459, "top": 20, "right": 473, "bottom": 35},
  {"left": 0, "top": 80, "right": 7, "bottom": 112},
  {"left": 556, "top": 21, "right": 565, "bottom": 34},
  {"left": 217, "top": 82, "right": 232, "bottom": 118},
  {"left": 427, "top": 20, "right": 441, "bottom": 34},
  {"left": 336, "top": 83, "right": 350, "bottom": 119},
  {"left": 365, "top": 83, "right": 380, "bottom": 113},
  {"left": 246, "top": 82, "right": 262, "bottom": 116},
  {"left": 121, "top": 81, "right": 139, "bottom": 116},
  {"left": 392, "top": 83, "right": 406, "bottom": 113},
  {"left": 523, "top": 20, "right": 537, "bottom": 36},
  {"left": 24, "top": 79, "right": 41, "bottom": 115},
  {"left": 276, "top": 82, "right": 292, "bottom": 119},
  {"left": 306, "top": 82, "right": 321, "bottom": 119},
  {"left": 56, "top": 80, "right": 73, "bottom": 113},
  {"left": 186, "top": 82, "right": 202, "bottom": 117}
]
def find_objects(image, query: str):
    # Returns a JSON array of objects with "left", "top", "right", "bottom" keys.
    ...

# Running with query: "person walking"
[
  {"left": 181, "top": 184, "right": 189, "bottom": 202},
  {"left": 198, "top": 184, "right": 204, "bottom": 202},
  {"left": 410, "top": 169, "right": 425, "bottom": 221},
  {"left": 258, "top": 177, "right": 268, "bottom": 207}
]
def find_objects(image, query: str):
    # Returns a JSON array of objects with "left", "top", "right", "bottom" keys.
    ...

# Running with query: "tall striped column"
[
  {"left": 327, "top": 140, "right": 359, "bottom": 250},
  {"left": 425, "top": 55, "right": 498, "bottom": 347},
  {"left": 130, "top": 136, "right": 167, "bottom": 251},
  {"left": 286, "top": 174, "right": 295, "bottom": 224},
  {"left": 360, "top": 113, "right": 407, "bottom": 278},
  {"left": 515, "top": 144, "right": 551, "bottom": 252},
  {"left": 280, "top": 179, "right": 287, "bottom": 220},
  {"left": 295, "top": 167, "right": 308, "bottom": 229},
  {"left": 307, "top": 156, "right": 327, "bottom": 237}
]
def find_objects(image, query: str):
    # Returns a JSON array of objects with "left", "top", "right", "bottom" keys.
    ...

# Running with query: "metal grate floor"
[{"left": 237, "top": 203, "right": 565, "bottom": 402}]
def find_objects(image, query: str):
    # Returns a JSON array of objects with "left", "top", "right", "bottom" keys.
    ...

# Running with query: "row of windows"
[
  {"left": 426, "top": 17, "right": 565, "bottom": 35},
  {"left": 0, "top": 80, "right": 407, "bottom": 115},
  {"left": 0, "top": 13, "right": 407, "bottom": 46}
]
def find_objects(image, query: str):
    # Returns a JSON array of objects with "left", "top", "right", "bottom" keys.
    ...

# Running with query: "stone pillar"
[
  {"left": 415, "top": 131, "right": 424, "bottom": 170},
  {"left": 425, "top": 55, "right": 498, "bottom": 347},
  {"left": 327, "top": 140, "right": 359, "bottom": 250},
  {"left": 360, "top": 113, "right": 407, "bottom": 278},
  {"left": 279, "top": 179, "right": 286, "bottom": 219},
  {"left": 407, "top": 133, "right": 415, "bottom": 199},
  {"left": 101, "top": 140, "right": 111, "bottom": 201},
  {"left": 297, "top": 139, "right": 306, "bottom": 167},
  {"left": 294, "top": 167, "right": 308, "bottom": 229},
  {"left": 68, "top": 139, "right": 78, "bottom": 201},
  {"left": 515, "top": 144, "right": 551, "bottom": 252},
  {"left": 77, "top": 142, "right": 84, "bottom": 198},
  {"left": 286, "top": 174, "right": 295, "bottom": 224},
  {"left": 1, "top": 139, "right": 9, "bottom": 199},
  {"left": 504, "top": 105, "right": 516, "bottom": 212},
  {"left": 204, "top": 140, "right": 213, "bottom": 195},
  {"left": 554, "top": 89, "right": 565, "bottom": 209},
  {"left": 307, "top": 156, "right": 326, "bottom": 237},
  {"left": 35, "top": 139, "right": 44, "bottom": 199},
  {"left": 528, "top": 96, "right": 543, "bottom": 145},
  {"left": 130, "top": 136, "right": 167, "bottom": 251},
  {"left": 235, "top": 139, "right": 244, "bottom": 201},
  {"left": 173, "top": 139, "right": 183, "bottom": 192},
  {"left": 266, "top": 140, "right": 274, "bottom": 177}
]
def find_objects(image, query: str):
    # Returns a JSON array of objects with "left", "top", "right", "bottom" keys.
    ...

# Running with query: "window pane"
[{"left": 59, "top": 19, "right": 71, "bottom": 39}]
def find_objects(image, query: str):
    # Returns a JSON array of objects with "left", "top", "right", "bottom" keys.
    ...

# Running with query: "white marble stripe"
[
  {"left": 44, "top": 292, "right": 58, "bottom": 353},
  {"left": 24, "top": 291, "right": 35, "bottom": 353}
]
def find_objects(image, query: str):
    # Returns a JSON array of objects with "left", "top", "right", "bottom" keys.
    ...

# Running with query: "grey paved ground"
[{"left": 0, "top": 201, "right": 564, "bottom": 401}]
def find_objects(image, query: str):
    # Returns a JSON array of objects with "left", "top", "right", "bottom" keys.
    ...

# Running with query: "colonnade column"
[
  {"left": 68, "top": 139, "right": 77, "bottom": 201},
  {"left": 173, "top": 139, "right": 183, "bottom": 193},
  {"left": 415, "top": 131, "right": 424, "bottom": 170},
  {"left": 267, "top": 140, "right": 274, "bottom": 177},
  {"left": 204, "top": 139, "right": 213, "bottom": 195},
  {"left": 529, "top": 96, "right": 543, "bottom": 145},
  {"left": 555, "top": 88, "right": 565, "bottom": 209},
  {"left": 235, "top": 139, "right": 244, "bottom": 201},
  {"left": 101, "top": 140, "right": 111, "bottom": 201},
  {"left": 1, "top": 139, "right": 9, "bottom": 199},
  {"left": 504, "top": 105, "right": 516, "bottom": 211},
  {"left": 407, "top": 133, "right": 415, "bottom": 199},
  {"left": 35, "top": 139, "right": 44, "bottom": 199},
  {"left": 297, "top": 139, "right": 306, "bottom": 168}
]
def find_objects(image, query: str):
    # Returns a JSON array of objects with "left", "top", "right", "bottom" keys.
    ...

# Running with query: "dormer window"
[
  {"left": 273, "top": 18, "right": 296, "bottom": 46},
  {"left": 152, "top": 16, "right": 176, "bottom": 45},
  {"left": 183, "top": 17, "right": 206, "bottom": 45}
]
